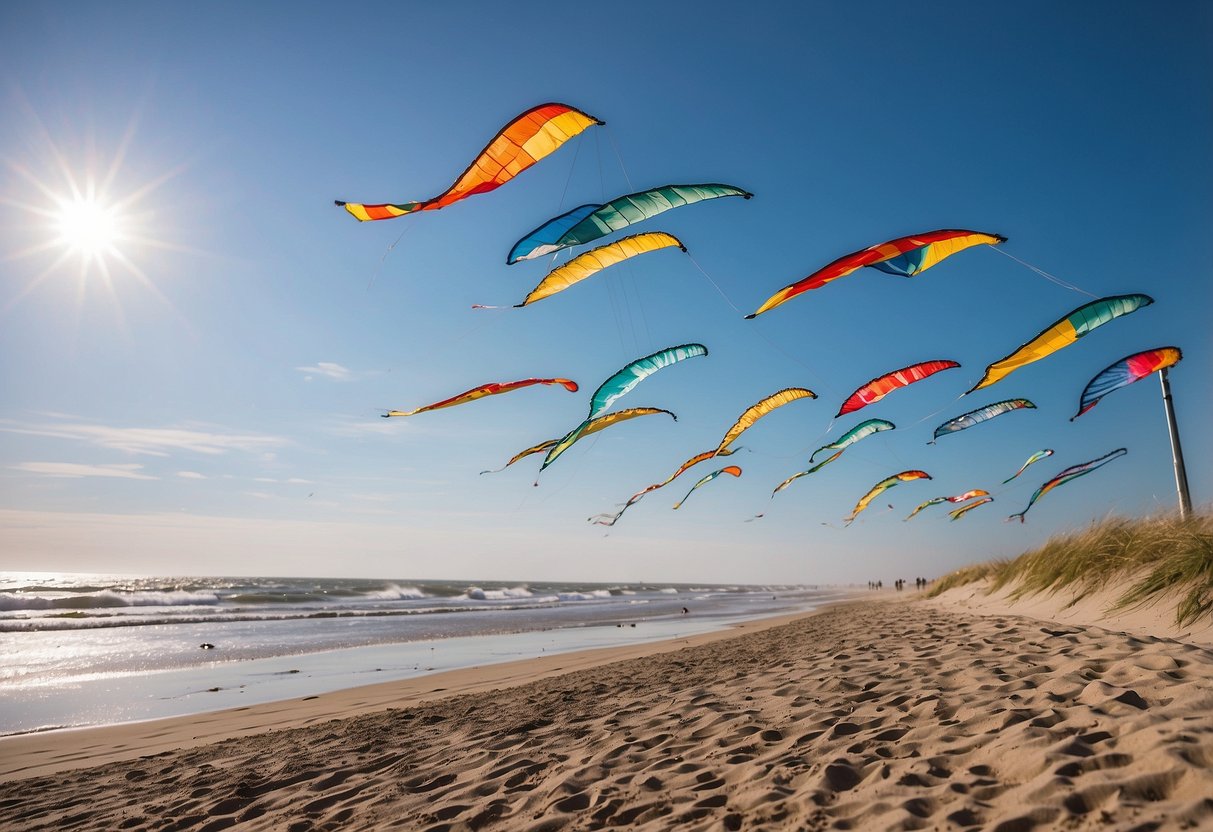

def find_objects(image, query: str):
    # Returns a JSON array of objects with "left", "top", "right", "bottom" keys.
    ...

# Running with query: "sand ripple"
[{"left": 3, "top": 602, "right": 1212, "bottom": 831}]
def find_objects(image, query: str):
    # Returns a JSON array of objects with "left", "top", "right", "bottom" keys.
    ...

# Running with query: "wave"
[
  {"left": 556, "top": 590, "right": 613, "bottom": 601},
  {"left": 0, "top": 590, "right": 221, "bottom": 611},
  {"left": 462, "top": 586, "right": 535, "bottom": 601},
  {"left": 364, "top": 584, "right": 429, "bottom": 601}
]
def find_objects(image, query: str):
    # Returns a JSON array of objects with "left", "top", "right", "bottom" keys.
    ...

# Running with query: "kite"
[
  {"left": 384, "top": 378, "right": 578, "bottom": 417},
  {"left": 602, "top": 387, "right": 816, "bottom": 521},
  {"left": 336, "top": 103, "right": 601, "bottom": 221},
  {"left": 930, "top": 399, "right": 1035, "bottom": 443},
  {"left": 480, "top": 408, "right": 676, "bottom": 474},
  {"left": 509, "top": 233, "right": 686, "bottom": 307},
  {"left": 587, "top": 449, "right": 740, "bottom": 527},
  {"left": 1008, "top": 448, "right": 1127, "bottom": 523},
  {"left": 672, "top": 466, "right": 742, "bottom": 510},
  {"left": 771, "top": 451, "right": 842, "bottom": 496},
  {"left": 810, "top": 419, "right": 895, "bottom": 463},
  {"left": 746, "top": 229, "right": 1005, "bottom": 318},
  {"left": 949, "top": 496, "right": 994, "bottom": 521},
  {"left": 587, "top": 344, "right": 707, "bottom": 421},
  {"left": 844, "top": 470, "right": 931, "bottom": 526},
  {"left": 1002, "top": 449, "right": 1054, "bottom": 484},
  {"left": 837, "top": 361, "right": 960, "bottom": 417},
  {"left": 1073, "top": 347, "right": 1182, "bottom": 420},
  {"left": 539, "top": 344, "right": 707, "bottom": 474},
  {"left": 711, "top": 388, "right": 816, "bottom": 454},
  {"left": 905, "top": 489, "right": 990, "bottom": 521},
  {"left": 507, "top": 184, "right": 751, "bottom": 263},
  {"left": 968, "top": 294, "right": 1154, "bottom": 393}
]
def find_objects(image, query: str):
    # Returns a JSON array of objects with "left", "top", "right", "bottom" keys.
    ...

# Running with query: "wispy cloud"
[
  {"left": 327, "top": 418, "right": 411, "bottom": 437},
  {"left": 177, "top": 471, "right": 206, "bottom": 479},
  {"left": 295, "top": 362, "right": 354, "bottom": 382},
  {"left": 12, "top": 462, "right": 157, "bottom": 480},
  {"left": 0, "top": 419, "right": 289, "bottom": 457}
]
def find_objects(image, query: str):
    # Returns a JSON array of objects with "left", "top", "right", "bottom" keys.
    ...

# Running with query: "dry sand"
[{"left": 3, "top": 594, "right": 1212, "bottom": 831}]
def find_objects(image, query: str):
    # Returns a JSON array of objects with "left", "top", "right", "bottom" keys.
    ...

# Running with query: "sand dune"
[{"left": 3, "top": 598, "right": 1212, "bottom": 830}]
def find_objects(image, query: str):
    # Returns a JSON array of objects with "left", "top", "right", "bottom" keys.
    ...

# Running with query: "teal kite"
[{"left": 508, "top": 184, "right": 751, "bottom": 263}]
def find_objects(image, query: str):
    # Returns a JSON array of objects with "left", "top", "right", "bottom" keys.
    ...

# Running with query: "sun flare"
[
  {"left": 4, "top": 108, "right": 191, "bottom": 313},
  {"left": 55, "top": 196, "right": 121, "bottom": 260}
]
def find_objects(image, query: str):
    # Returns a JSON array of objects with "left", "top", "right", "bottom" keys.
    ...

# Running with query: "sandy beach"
[{"left": 3, "top": 593, "right": 1213, "bottom": 831}]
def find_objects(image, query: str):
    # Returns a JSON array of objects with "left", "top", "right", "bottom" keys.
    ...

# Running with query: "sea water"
[{"left": 0, "top": 573, "right": 847, "bottom": 734}]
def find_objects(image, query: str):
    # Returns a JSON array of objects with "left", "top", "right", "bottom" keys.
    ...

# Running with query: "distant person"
[{"left": 681, "top": 606, "right": 689, "bottom": 615}]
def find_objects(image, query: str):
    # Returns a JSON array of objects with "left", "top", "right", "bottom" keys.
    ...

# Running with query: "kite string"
[
  {"left": 556, "top": 130, "right": 585, "bottom": 214},
  {"left": 688, "top": 253, "right": 836, "bottom": 398},
  {"left": 990, "top": 246, "right": 1099, "bottom": 299},
  {"left": 910, "top": 390, "right": 966, "bottom": 428},
  {"left": 604, "top": 126, "right": 635, "bottom": 192},
  {"left": 367, "top": 223, "right": 415, "bottom": 290}
]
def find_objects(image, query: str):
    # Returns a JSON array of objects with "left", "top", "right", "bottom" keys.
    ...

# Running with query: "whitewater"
[{"left": 0, "top": 573, "right": 847, "bottom": 734}]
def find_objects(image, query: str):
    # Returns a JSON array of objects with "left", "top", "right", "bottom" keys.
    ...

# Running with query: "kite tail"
[{"left": 1006, "top": 512, "right": 1026, "bottom": 523}]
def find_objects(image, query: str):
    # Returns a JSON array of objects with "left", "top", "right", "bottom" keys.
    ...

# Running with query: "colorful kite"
[
  {"left": 672, "top": 466, "right": 742, "bottom": 510},
  {"left": 539, "top": 344, "right": 707, "bottom": 474},
  {"left": 949, "top": 496, "right": 994, "bottom": 521},
  {"left": 1002, "top": 449, "right": 1054, "bottom": 484},
  {"left": 336, "top": 103, "right": 601, "bottom": 221},
  {"left": 1073, "top": 347, "right": 1182, "bottom": 420},
  {"left": 810, "top": 419, "right": 895, "bottom": 463},
  {"left": 384, "top": 378, "right": 578, "bottom": 417},
  {"left": 587, "top": 344, "right": 707, "bottom": 421},
  {"left": 930, "top": 399, "right": 1035, "bottom": 443},
  {"left": 837, "top": 361, "right": 960, "bottom": 417},
  {"left": 746, "top": 229, "right": 1004, "bottom": 318},
  {"left": 711, "top": 388, "right": 816, "bottom": 455},
  {"left": 606, "top": 387, "right": 815, "bottom": 519},
  {"left": 771, "top": 451, "right": 842, "bottom": 496},
  {"left": 1008, "top": 448, "right": 1127, "bottom": 523},
  {"left": 588, "top": 448, "right": 740, "bottom": 527},
  {"left": 844, "top": 470, "right": 931, "bottom": 526},
  {"left": 480, "top": 408, "right": 676, "bottom": 474},
  {"left": 905, "top": 489, "right": 990, "bottom": 521},
  {"left": 507, "top": 184, "right": 751, "bottom": 263},
  {"left": 508, "top": 232, "right": 685, "bottom": 307},
  {"left": 968, "top": 294, "right": 1154, "bottom": 393}
]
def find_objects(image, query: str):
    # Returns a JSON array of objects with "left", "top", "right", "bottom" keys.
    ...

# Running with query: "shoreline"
[
  {"left": 1, "top": 588, "right": 853, "bottom": 738},
  {"left": 0, "top": 604, "right": 846, "bottom": 783}
]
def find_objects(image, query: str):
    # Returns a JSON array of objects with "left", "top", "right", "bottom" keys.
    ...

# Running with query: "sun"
[
  {"left": 55, "top": 195, "right": 122, "bottom": 262},
  {"left": 3, "top": 107, "right": 189, "bottom": 313}
]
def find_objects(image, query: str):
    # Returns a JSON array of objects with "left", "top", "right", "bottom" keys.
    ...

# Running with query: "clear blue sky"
[{"left": 1, "top": 1, "right": 1209, "bottom": 583}]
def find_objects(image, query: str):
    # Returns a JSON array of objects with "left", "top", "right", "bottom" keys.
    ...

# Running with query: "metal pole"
[{"left": 1159, "top": 367, "right": 1192, "bottom": 519}]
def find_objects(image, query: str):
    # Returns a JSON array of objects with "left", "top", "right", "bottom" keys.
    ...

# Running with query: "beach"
[{"left": 4, "top": 591, "right": 1213, "bottom": 831}]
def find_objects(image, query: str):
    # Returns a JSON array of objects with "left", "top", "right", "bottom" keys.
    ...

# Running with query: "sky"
[{"left": 1, "top": 1, "right": 1209, "bottom": 584}]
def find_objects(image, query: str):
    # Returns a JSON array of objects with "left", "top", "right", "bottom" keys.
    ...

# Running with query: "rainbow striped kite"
[
  {"left": 1072, "top": 347, "right": 1182, "bottom": 419},
  {"left": 747, "top": 229, "right": 1004, "bottom": 318},
  {"left": 336, "top": 103, "right": 601, "bottom": 221}
]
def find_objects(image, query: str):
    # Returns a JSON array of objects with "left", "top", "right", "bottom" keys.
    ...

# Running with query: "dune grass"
[{"left": 928, "top": 511, "right": 1213, "bottom": 627}]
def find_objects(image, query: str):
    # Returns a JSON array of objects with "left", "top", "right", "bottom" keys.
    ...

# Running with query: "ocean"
[{"left": 0, "top": 573, "right": 847, "bottom": 735}]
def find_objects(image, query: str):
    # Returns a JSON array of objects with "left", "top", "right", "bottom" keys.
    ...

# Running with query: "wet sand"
[{"left": 3, "top": 594, "right": 1212, "bottom": 830}]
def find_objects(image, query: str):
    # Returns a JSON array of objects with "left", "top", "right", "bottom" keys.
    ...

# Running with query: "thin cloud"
[
  {"left": 177, "top": 471, "right": 206, "bottom": 479},
  {"left": 296, "top": 362, "right": 353, "bottom": 382},
  {"left": 328, "top": 418, "right": 411, "bottom": 437},
  {"left": 0, "top": 419, "right": 288, "bottom": 457},
  {"left": 12, "top": 462, "right": 157, "bottom": 480}
]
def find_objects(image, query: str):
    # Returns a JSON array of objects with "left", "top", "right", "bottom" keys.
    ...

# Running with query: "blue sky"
[{"left": 1, "top": 1, "right": 1209, "bottom": 583}]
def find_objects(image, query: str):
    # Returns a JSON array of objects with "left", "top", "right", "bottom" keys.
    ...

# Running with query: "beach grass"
[{"left": 929, "top": 511, "right": 1213, "bottom": 626}]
